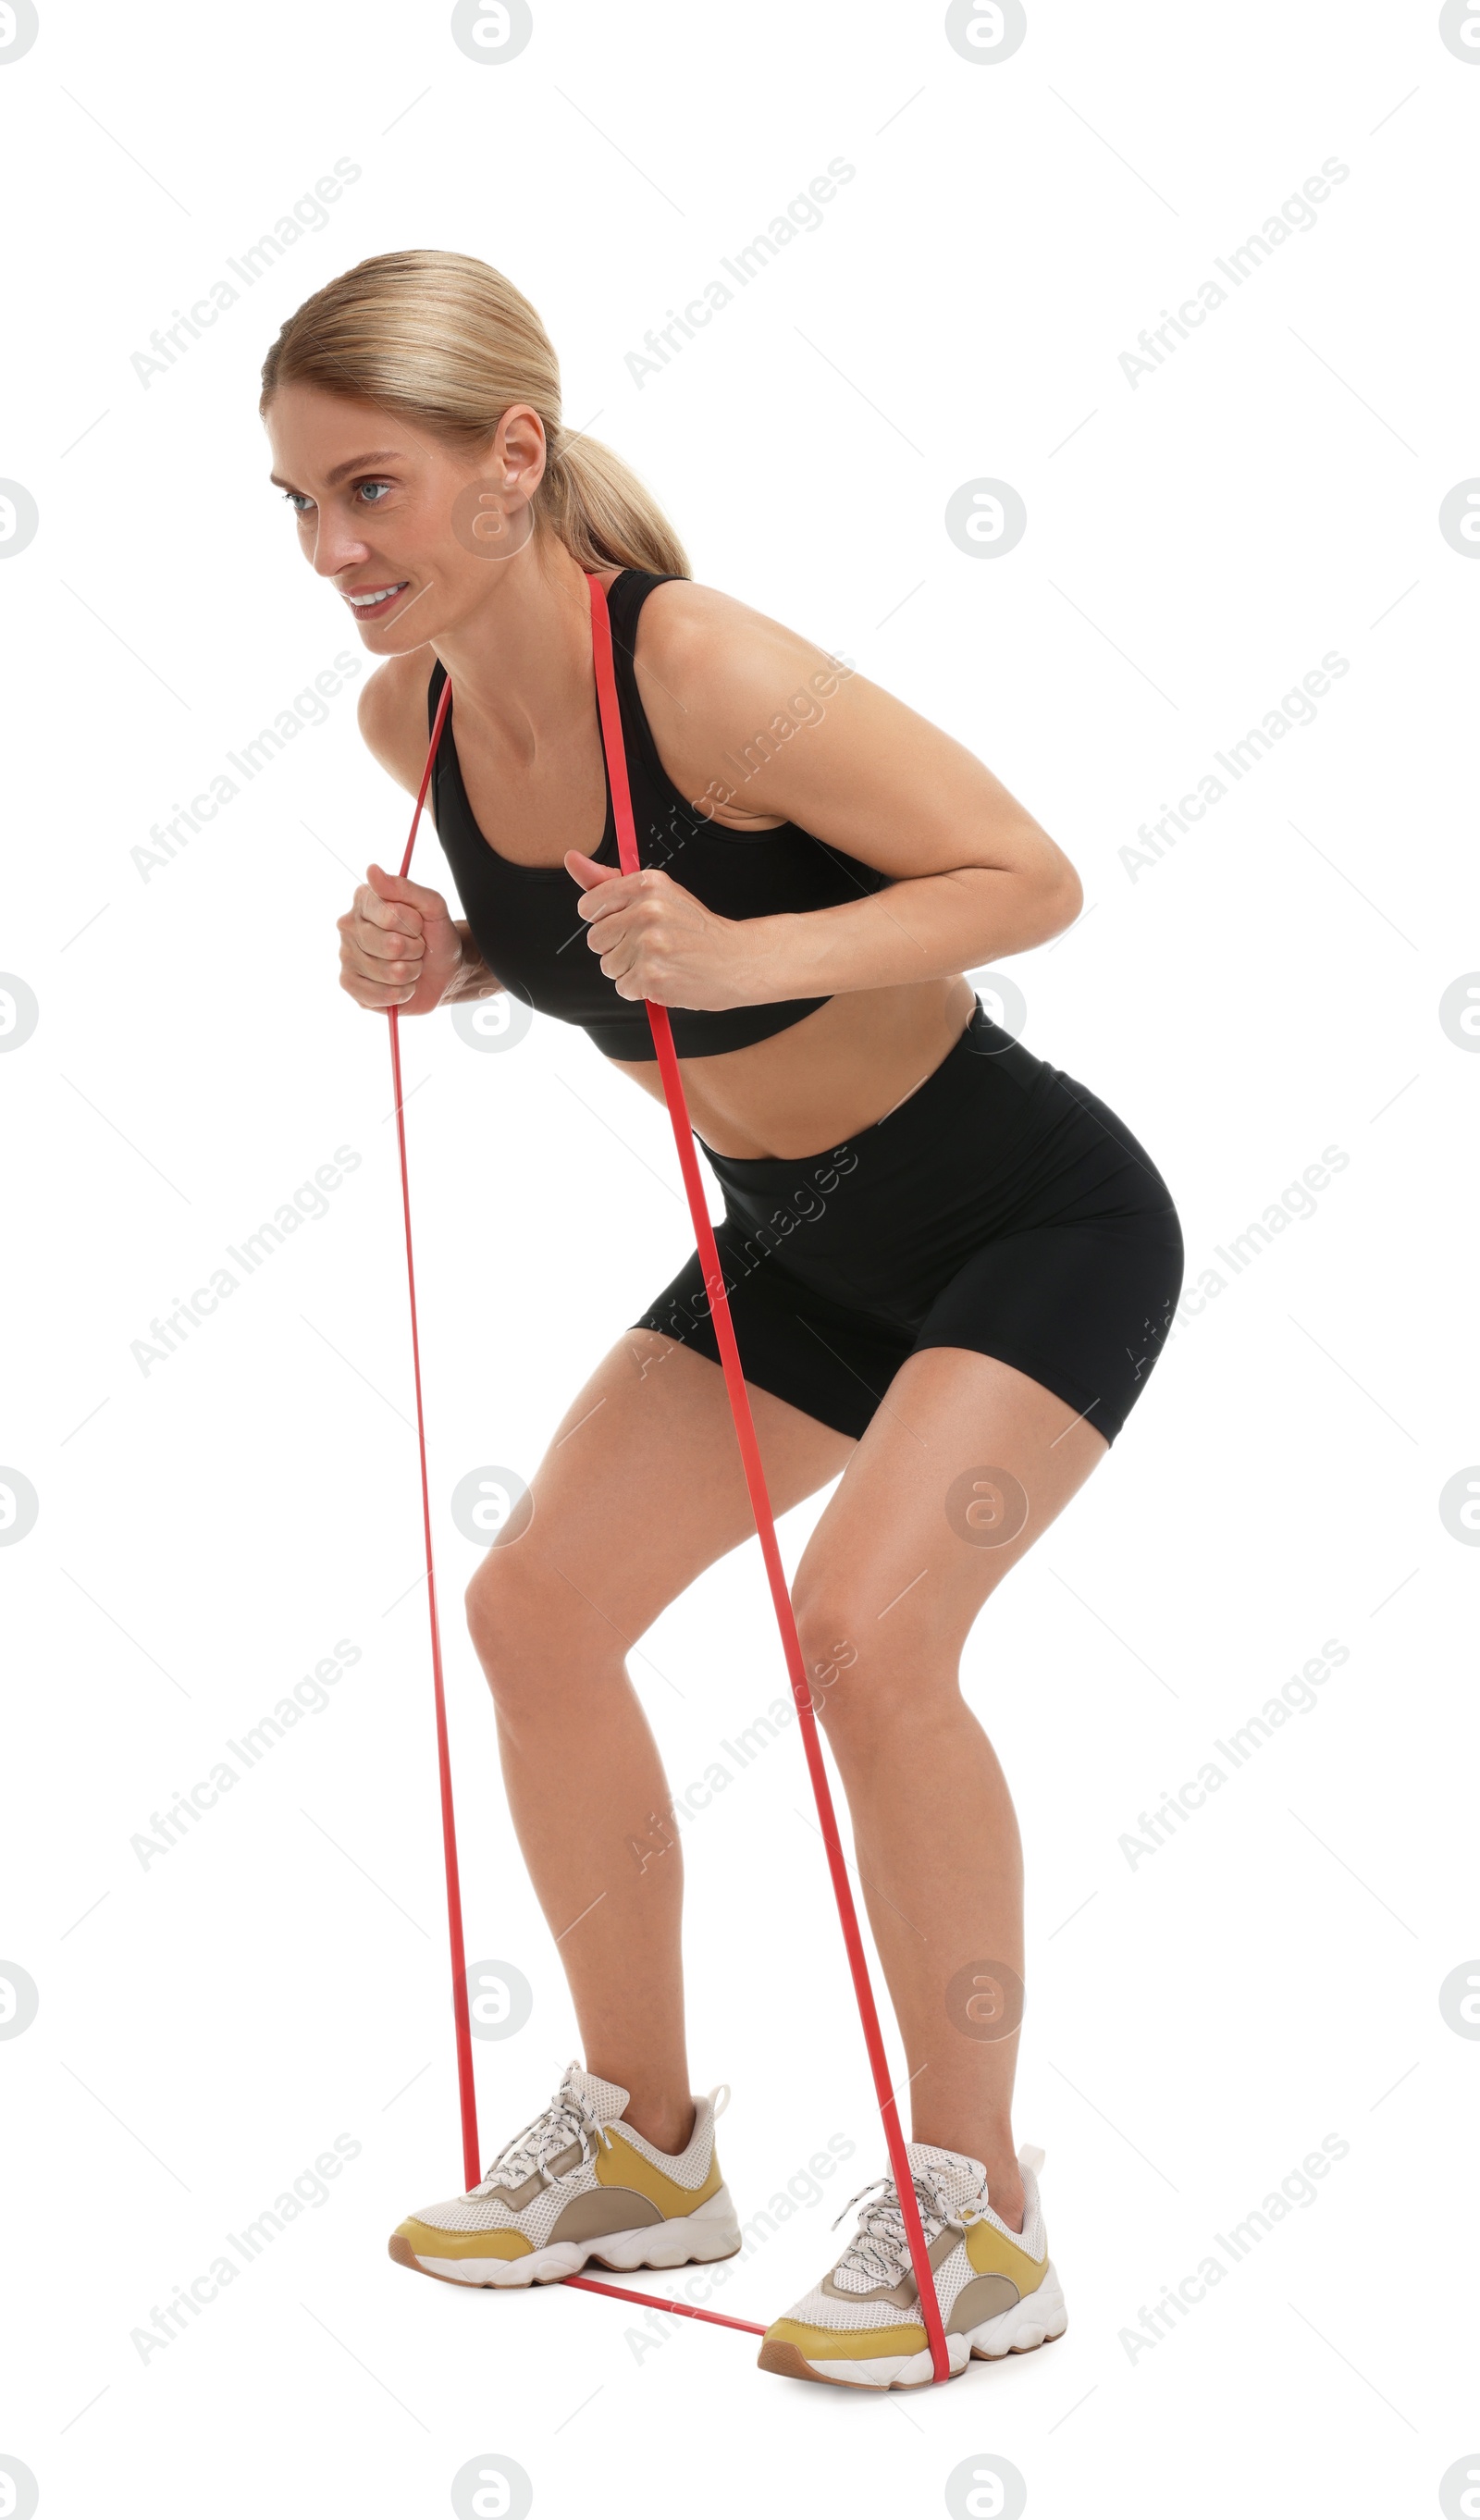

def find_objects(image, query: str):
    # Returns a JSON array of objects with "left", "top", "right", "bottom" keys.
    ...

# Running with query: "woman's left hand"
[{"left": 564, "top": 851, "right": 753, "bottom": 1010}]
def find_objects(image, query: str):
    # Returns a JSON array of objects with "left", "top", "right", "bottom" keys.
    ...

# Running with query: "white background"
[{"left": 2, "top": 2, "right": 1477, "bottom": 2514}]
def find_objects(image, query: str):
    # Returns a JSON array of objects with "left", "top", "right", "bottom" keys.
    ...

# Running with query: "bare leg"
[
  {"left": 791, "top": 1349, "right": 1109, "bottom": 2232},
  {"left": 466, "top": 1328, "right": 853, "bottom": 2155}
]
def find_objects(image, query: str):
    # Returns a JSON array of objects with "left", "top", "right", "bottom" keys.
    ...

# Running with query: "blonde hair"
[{"left": 259, "top": 249, "right": 690, "bottom": 577}]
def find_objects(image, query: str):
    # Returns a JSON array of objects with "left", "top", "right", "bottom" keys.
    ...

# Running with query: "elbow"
[
  {"left": 1006, "top": 825, "right": 1083, "bottom": 945},
  {"left": 1030, "top": 855, "right": 1082, "bottom": 945},
  {"left": 957, "top": 844, "right": 1081, "bottom": 957},
  {"left": 1051, "top": 861, "right": 1084, "bottom": 934}
]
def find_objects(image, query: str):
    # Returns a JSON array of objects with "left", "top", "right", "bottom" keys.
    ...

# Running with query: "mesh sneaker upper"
[
  {"left": 618, "top": 2103, "right": 717, "bottom": 2190},
  {"left": 409, "top": 2061, "right": 718, "bottom": 2239},
  {"left": 783, "top": 2141, "right": 1047, "bottom": 2331}
]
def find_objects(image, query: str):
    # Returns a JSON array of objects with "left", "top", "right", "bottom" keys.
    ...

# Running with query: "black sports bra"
[{"left": 426, "top": 566, "right": 894, "bottom": 1061}]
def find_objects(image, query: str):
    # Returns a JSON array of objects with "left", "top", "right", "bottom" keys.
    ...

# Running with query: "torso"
[{"left": 387, "top": 564, "right": 974, "bottom": 1160}]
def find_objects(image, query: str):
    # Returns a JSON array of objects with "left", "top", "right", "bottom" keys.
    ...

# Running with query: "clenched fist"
[
  {"left": 565, "top": 850, "right": 752, "bottom": 1010},
  {"left": 337, "top": 864, "right": 465, "bottom": 1014}
]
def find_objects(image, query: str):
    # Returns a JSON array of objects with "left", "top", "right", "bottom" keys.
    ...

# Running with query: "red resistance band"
[{"left": 384, "top": 570, "right": 951, "bottom": 2381}]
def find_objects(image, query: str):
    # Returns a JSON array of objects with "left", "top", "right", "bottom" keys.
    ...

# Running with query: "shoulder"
[
  {"left": 356, "top": 643, "right": 438, "bottom": 797},
  {"left": 632, "top": 574, "right": 830, "bottom": 705},
  {"left": 623, "top": 574, "right": 864, "bottom": 823}
]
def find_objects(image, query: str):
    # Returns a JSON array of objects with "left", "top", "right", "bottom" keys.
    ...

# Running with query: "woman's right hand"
[{"left": 337, "top": 864, "right": 464, "bottom": 1014}]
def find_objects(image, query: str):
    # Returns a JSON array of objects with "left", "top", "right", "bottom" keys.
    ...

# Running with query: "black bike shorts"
[{"left": 631, "top": 1000, "right": 1184, "bottom": 1447}]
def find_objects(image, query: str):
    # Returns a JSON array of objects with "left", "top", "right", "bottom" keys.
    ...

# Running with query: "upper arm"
[
  {"left": 635, "top": 580, "right": 1081, "bottom": 908},
  {"left": 357, "top": 647, "right": 437, "bottom": 799}
]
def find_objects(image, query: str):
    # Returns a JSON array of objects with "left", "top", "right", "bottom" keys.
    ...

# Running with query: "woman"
[{"left": 261, "top": 250, "right": 1183, "bottom": 2393}]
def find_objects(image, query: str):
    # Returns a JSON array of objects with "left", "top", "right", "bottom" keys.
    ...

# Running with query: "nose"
[{"left": 309, "top": 513, "right": 374, "bottom": 582}]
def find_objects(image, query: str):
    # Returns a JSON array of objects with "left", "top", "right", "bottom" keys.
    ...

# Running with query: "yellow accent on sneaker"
[
  {"left": 594, "top": 2126, "right": 724, "bottom": 2221},
  {"left": 392, "top": 2217, "right": 532, "bottom": 2261},
  {"left": 764, "top": 2316, "right": 927, "bottom": 2361},
  {"left": 963, "top": 2214, "right": 1049, "bottom": 2289}
]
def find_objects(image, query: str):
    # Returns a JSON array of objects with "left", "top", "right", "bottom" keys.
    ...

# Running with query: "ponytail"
[{"left": 259, "top": 248, "right": 690, "bottom": 576}]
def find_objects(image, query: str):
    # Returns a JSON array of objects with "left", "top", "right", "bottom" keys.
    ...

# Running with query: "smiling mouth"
[{"left": 344, "top": 581, "right": 410, "bottom": 617}]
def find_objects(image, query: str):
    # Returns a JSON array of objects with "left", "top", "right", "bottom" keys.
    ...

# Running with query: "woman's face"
[{"left": 265, "top": 381, "right": 546, "bottom": 649}]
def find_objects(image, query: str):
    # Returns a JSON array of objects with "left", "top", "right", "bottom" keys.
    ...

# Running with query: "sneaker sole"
[
  {"left": 389, "top": 2184, "right": 743, "bottom": 2289},
  {"left": 757, "top": 2263, "right": 1068, "bottom": 2390},
  {"left": 967, "top": 2262, "right": 1068, "bottom": 2362}
]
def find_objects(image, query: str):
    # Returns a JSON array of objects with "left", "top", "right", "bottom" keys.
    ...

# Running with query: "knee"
[
  {"left": 464, "top": 1547, "right": 572, "bottom": 1719},
  {"left": 791, "top": 1585, "right": 887, "bottom": 1756}
]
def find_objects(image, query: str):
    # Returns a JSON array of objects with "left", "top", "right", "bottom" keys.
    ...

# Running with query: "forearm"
[
  {"left": 438, "top": 921, "right": 506, "bottom": 1007},
  {"left": 732, "top": 863, "right": 1080, "bottom": 1004}
]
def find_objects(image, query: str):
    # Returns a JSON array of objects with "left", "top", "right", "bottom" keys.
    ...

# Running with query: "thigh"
[
  {"left": 791, "top": 1345, "right": 1109, "bottom": 1683},
  {"left": 472, "top": 1326, "right": 855, "bottom": 1649}
]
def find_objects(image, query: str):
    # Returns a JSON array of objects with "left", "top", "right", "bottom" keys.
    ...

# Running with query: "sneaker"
[
  {"left": 388, "top": 2060, "right": 742, "bottom": 2287},
  {"left": 757, "top": 2140, "right": 1067, "bottom": 2389}
]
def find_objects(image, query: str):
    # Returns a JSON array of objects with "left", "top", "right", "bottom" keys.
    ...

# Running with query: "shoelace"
[
  {"left": 472, "top": 2063, "right": 613, "bottom": 2195},
  {"left": 829, "top": 2168, "right": 968, "bottom": 2291}
]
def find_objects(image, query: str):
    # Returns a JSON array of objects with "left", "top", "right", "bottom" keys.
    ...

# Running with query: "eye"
[
  {"left": 280, "top": 489, "right": 313, "bottom": 514},
  {"left": 357, "top": 480, "right": 393, "bottom": 505}
]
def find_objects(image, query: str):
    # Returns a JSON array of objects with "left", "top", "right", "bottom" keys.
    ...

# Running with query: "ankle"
[
  {"left": 618, "top": 2095, "right": 696, "bottom": 2156},
  {"left": 947, "top": 2148, "right": 1025, "bottom": 2232},
  {"left": 914, "top": 2119, "right": 1026, "bottom": 2231},
  {"left": 985, "top": 2173, "right": 1026, "bottom": 2234}
]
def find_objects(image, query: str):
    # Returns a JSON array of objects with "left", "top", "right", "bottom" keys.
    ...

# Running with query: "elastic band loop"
[{"left": 391, "top": 577, "right": 951, "bottom": 2379}]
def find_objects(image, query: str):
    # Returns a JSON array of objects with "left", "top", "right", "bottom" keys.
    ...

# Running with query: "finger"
[
  {"left": 355, "top": 942, "right": 428, "bottom": 987},
  {"left": 573, "top": 883, "right": 637, "bottom": 921},
  {"left": 364, "top": 862, "right": 448, "bottom": 918},
  {"left": 341, "top": 970, "right": 419, "bottom": 1008},
  {"left": 354, "top": 886, "right": 425, "bottom": 938},
  {"left": 581, "top": 885, "right": 666, "bottom": 936},
  {"left": 347, "top": 943, "right": 423, "bottom": 997},
  {"left": 349, "top": 917, "right": 426, "bottom": 965},
  {"left": 582, "top": 912, "right": 632, "bottom": 954},
  {"left": 574, "top": 892, "right": 627, "bottom": 925},
  {"left": 564, "top": 847, "right": 623, "bottom": 894}
]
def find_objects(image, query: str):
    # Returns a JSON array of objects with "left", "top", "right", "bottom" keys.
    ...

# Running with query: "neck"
[{"left": 430, "top": 531, "right": 603, "bottom": 761}]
